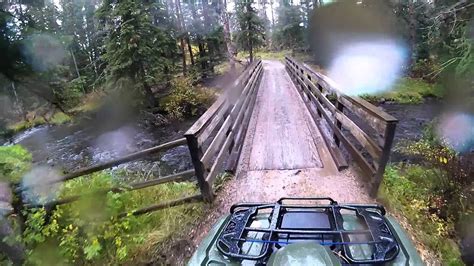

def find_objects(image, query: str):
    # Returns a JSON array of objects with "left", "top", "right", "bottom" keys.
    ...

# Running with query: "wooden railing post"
[
  {"left": 370, "top": 121, "right": 397, "bottom": 197},
  {"left": 334, "top": 98, "right": 344, "bottom": 146},
  {"left": 185, "top": 134, "right": 214, "bottom": 202}
]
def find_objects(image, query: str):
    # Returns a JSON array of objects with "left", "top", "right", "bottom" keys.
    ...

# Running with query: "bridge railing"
[
  {"left": 12, "top": 60, "right": 264, "bottom": 220},
  {"left": 185, "top": 60, "right": 263, "bottom": 201},
  {"left": 15, "top": 138, "right": 201, "bottom": 217},
  {"left": 285, "top": 56, "right": 398, "bottom": 196}
]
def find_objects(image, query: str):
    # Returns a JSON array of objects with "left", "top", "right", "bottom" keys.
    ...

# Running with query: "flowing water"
[
  {"left": 4, "top": 115, "right": 195, "bottom": 180},
  {"left": 379, "top": 99, "right": 441, "bottom": 162}
]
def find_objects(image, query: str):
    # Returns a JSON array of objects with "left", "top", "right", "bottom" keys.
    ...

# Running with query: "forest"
[{"left": 0, "top": 0, "right": 473, "bottom": 265}]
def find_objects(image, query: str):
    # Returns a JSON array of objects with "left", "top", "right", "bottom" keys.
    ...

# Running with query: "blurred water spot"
[
  {"left": 437, "top": 112, "right": 474, "bottom": 153},
  {"left": 22, "top": 166, "right": 61, "bottom": 205},
  {"left": 22, "top": 34, "right": 66, "bottom": 72},
  {"left": 327, "top": 40, "right": 407, "bottom": 96},
  {"left": 94, "top": 126, "right": 138, "bottom": 162}
]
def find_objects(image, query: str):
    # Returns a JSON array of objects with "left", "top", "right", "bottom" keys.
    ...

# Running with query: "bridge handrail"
[
  {"left": 285, "top": 56, "right": 398, "bottom": 196},
  {"left": 185, "top": 60, "right": 264, "bottom": 202},
  {"left": 15, "top": 137, "right": 201, "bottom": 218}
]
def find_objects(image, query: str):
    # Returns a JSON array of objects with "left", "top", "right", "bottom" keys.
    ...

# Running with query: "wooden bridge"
[{"left": 14, "top": 57, "right": 397, "bottom": 218}]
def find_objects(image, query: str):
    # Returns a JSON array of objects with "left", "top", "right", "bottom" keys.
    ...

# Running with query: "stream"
[
  {"left": 3, "top": 99, "right": 440, "bottom": 181},
  {"left": 3, "top": 114, "right": 195, "bottom": 181},
  {"left": 379, "top": 99, "right": 441, "bottom": 162}
]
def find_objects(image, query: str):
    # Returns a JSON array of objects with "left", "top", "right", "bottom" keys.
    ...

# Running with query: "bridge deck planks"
[{"left": 248, "top": 61, "right": 323, "bottom": 171}]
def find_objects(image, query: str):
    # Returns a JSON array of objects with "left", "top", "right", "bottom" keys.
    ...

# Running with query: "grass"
[
  {"left": 50, "top": 112, "right": 72, "bottom": 125},
  {"left": 360, "top": 77, "right": 445, "bottom": 104},
  {"left": 7, "top": 111, "right": 72, "bottom": 133},
  {"left": 69, "top": 90, "right": 104, "bottom": 114},
  {"left": 7, "top": 116, "right": 47, "bottom": 133},
  {"left": 379, "top": 164, "right": 463, "bottom": 265},
  {"left": 236, "top": 49, "right": 291, "bottom": 61}
]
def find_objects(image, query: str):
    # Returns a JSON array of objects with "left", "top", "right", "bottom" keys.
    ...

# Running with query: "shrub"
[
  {"left": 379, "top": 165, "right": 463, "bottom": 265},
  {"left": 397, "top": 135, "right": 473, "bottom": 221},
  {"left": 54, "top": 77, "right": 85, "bottom": 109},
  {"left": 0, "top": 145, "right": 32, "bottom": 182},
  {"left": 15, "top": 172, "right": 203, "bottom": 265},
  {"left": 0, "top": 146, "right": 204, "bottom": 264},
  {"left": 164, "top": 77, "right": 215, "bottom": 119},
  {"left": 50, "top": 112, "right": 71, "bottom": 125}
]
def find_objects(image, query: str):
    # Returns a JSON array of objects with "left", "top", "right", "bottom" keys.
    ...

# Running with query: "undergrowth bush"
[
  {"left": 13, "top": 173, "right": 203, "bottom": 265},
  {"left": 0, "top": 145, "right": 32, "bottom": 182},
  {"left": 379, "top": 165, "right": 463, "bottom": 265},
  {"left": 54, "top": 77, "right": 85, "bottom": 109},
  {"left": 1, "top": 145, "right": 203, "bottom": 264},
  {"left": 397, "top": 126, "right": 473, "bottom": 220},
  {"left": 164, "top": 77, "right": 215, "bottom": 119},
  {"left": 380, "top": 124, "right": 473, "bottom": 265}
]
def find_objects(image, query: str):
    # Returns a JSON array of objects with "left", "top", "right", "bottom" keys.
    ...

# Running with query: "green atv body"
[{"left": 188, "top": 198, "right": 423, "bottom": 265}]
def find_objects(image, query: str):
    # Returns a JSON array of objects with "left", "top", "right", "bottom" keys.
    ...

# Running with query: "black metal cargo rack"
[{"left": 217, "top": 197, "right": 399, "bottom": 264}]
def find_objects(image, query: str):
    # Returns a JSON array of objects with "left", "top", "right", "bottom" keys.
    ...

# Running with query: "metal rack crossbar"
[{"left": 217, "top": 197, "right": 399, "bottom": 264}]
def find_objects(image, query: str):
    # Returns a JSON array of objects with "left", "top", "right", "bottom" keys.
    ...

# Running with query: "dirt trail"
[{"left": 179, "top": 60, "right": 373, "bottom": 264}]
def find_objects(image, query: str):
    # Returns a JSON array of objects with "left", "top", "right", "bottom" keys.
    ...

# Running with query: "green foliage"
[
  {"left": 272, "top": 4, "right": 305, "bottom": 50},
  {"left": 0, "top": 145, "right": 32, "bottom": 182},
  {"left": 54, "top": 77, "right": 85, "bottom": 109},
  {"left": 397, "top": 135, "right": 473, "bottom": 221},
  {"left": 16, "top": 172, "right": 203, "bottom": 264},
  {"left": 101, "top": 0, "right": 176, "bottom": 106},
  {"left": 360, "top": 77, "right": 445, "bottom": 104},
  {"left": 0, "top": 147, "right": 204, "bottom": 264},
  {"left": 379, "top": 165, "right": 463, "bottom": 265},
  {"left": 380, "top": 124, "right": 473, "bottom": 265},
  {"left": 235, "top": 0, "right": 266, "bottom": 62},
  {"left": 50, "top": 112, "right": 72, "bottom": 125},
  {"left": 164, "top": 77, "right": 215, "bottom": 119},
  {"left": 7, "top": 117, "right": 47, "bottom": 133}
]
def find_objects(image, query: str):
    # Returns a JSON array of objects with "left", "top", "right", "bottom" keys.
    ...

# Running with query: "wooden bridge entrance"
[{"left": 14, "top": 57, "right": 397, "bottom": 218}]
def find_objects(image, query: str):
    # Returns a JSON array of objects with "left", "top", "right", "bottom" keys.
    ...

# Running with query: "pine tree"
[
  {"left": 235, "top": 0, "right": 266, "bottom": 62},
  {"left": 101, "top": 0, "right": 176, "bottom": 107},
  {"left": 273, "top": 1, "right": 304, "bottom": 50}
]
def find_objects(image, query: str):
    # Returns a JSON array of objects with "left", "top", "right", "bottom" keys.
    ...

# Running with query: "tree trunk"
[
  {"left": 186, "top": 37, "right": 195, "bottom": 66},
  {"left": 70, "top": 49, "right": 81, "bottom": 78},
  {"left": 175, "top": 0, "right": 187, "bottom": 74},
  {"left": 408, "top": 0, "right": 416, "bottom": 67},
  {"left": 222, "top": 0, "right": 237, "bottom": 70},
  {"left": 180, "top": 38, "right": 187, "bottom": 74},
  {"left": 270, "top": 0, "right": 275, "bottom": 28}
]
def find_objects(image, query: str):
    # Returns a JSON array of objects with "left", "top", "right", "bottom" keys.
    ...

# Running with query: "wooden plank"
[
  {"left": 118, "top": 194, "right": 203, "bottom": 218},
  {"left": 286, "top": 67, "right": 348, "bottom": 170},
  {"left": 338, "top": 97, "right": 386, "bottom": 136},
  {"left": 287, "top": 61, "right": 336, "bottom": 114},
  {"left": 197, "top": 61, "right": 262, "bottom": 146},
  {"left": 25, "top": 169, "right": 196, "bottom": 208},
  {"left": 186, "top": 60, "right": 261, "bottom": 137},
  {"left": 19, "top": 138, "right": 188, "bottom": 192},
  {"left": 206, "top": 63, "right": 263, "bottom": 180},
  {"left": 201, "top": 117, "right": 232, "bottom": 168},
  {"left": 333, "top": 124, "right": 376, "bottom": 179},
  {"left": 186, "top": 97, "right": 225, "bottom": 136},
  {"left": 206, "top": 131, "right": 234, "bottom": 185},
  {"left": 197, "top": 100, "right": 230, "bottom": 145},
  {"left": 225, "top": 69, "right": 261, "bottom": 173},
  {"left": 200, "top": 66, "right": 259, "bottom": 168},
  {"left": 334, "top": 112, "right": 383, "bottom": 161},
  {"left": 370, "top": 121, "right": 397, "bottom": 197},
  {"left": 185, "top": 134, "right": 213, "bottom": 202}
]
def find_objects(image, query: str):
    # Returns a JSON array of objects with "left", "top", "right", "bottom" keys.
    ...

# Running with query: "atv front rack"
[{"left": 216, "top": 197, "right": 399, "bottom": 264}]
